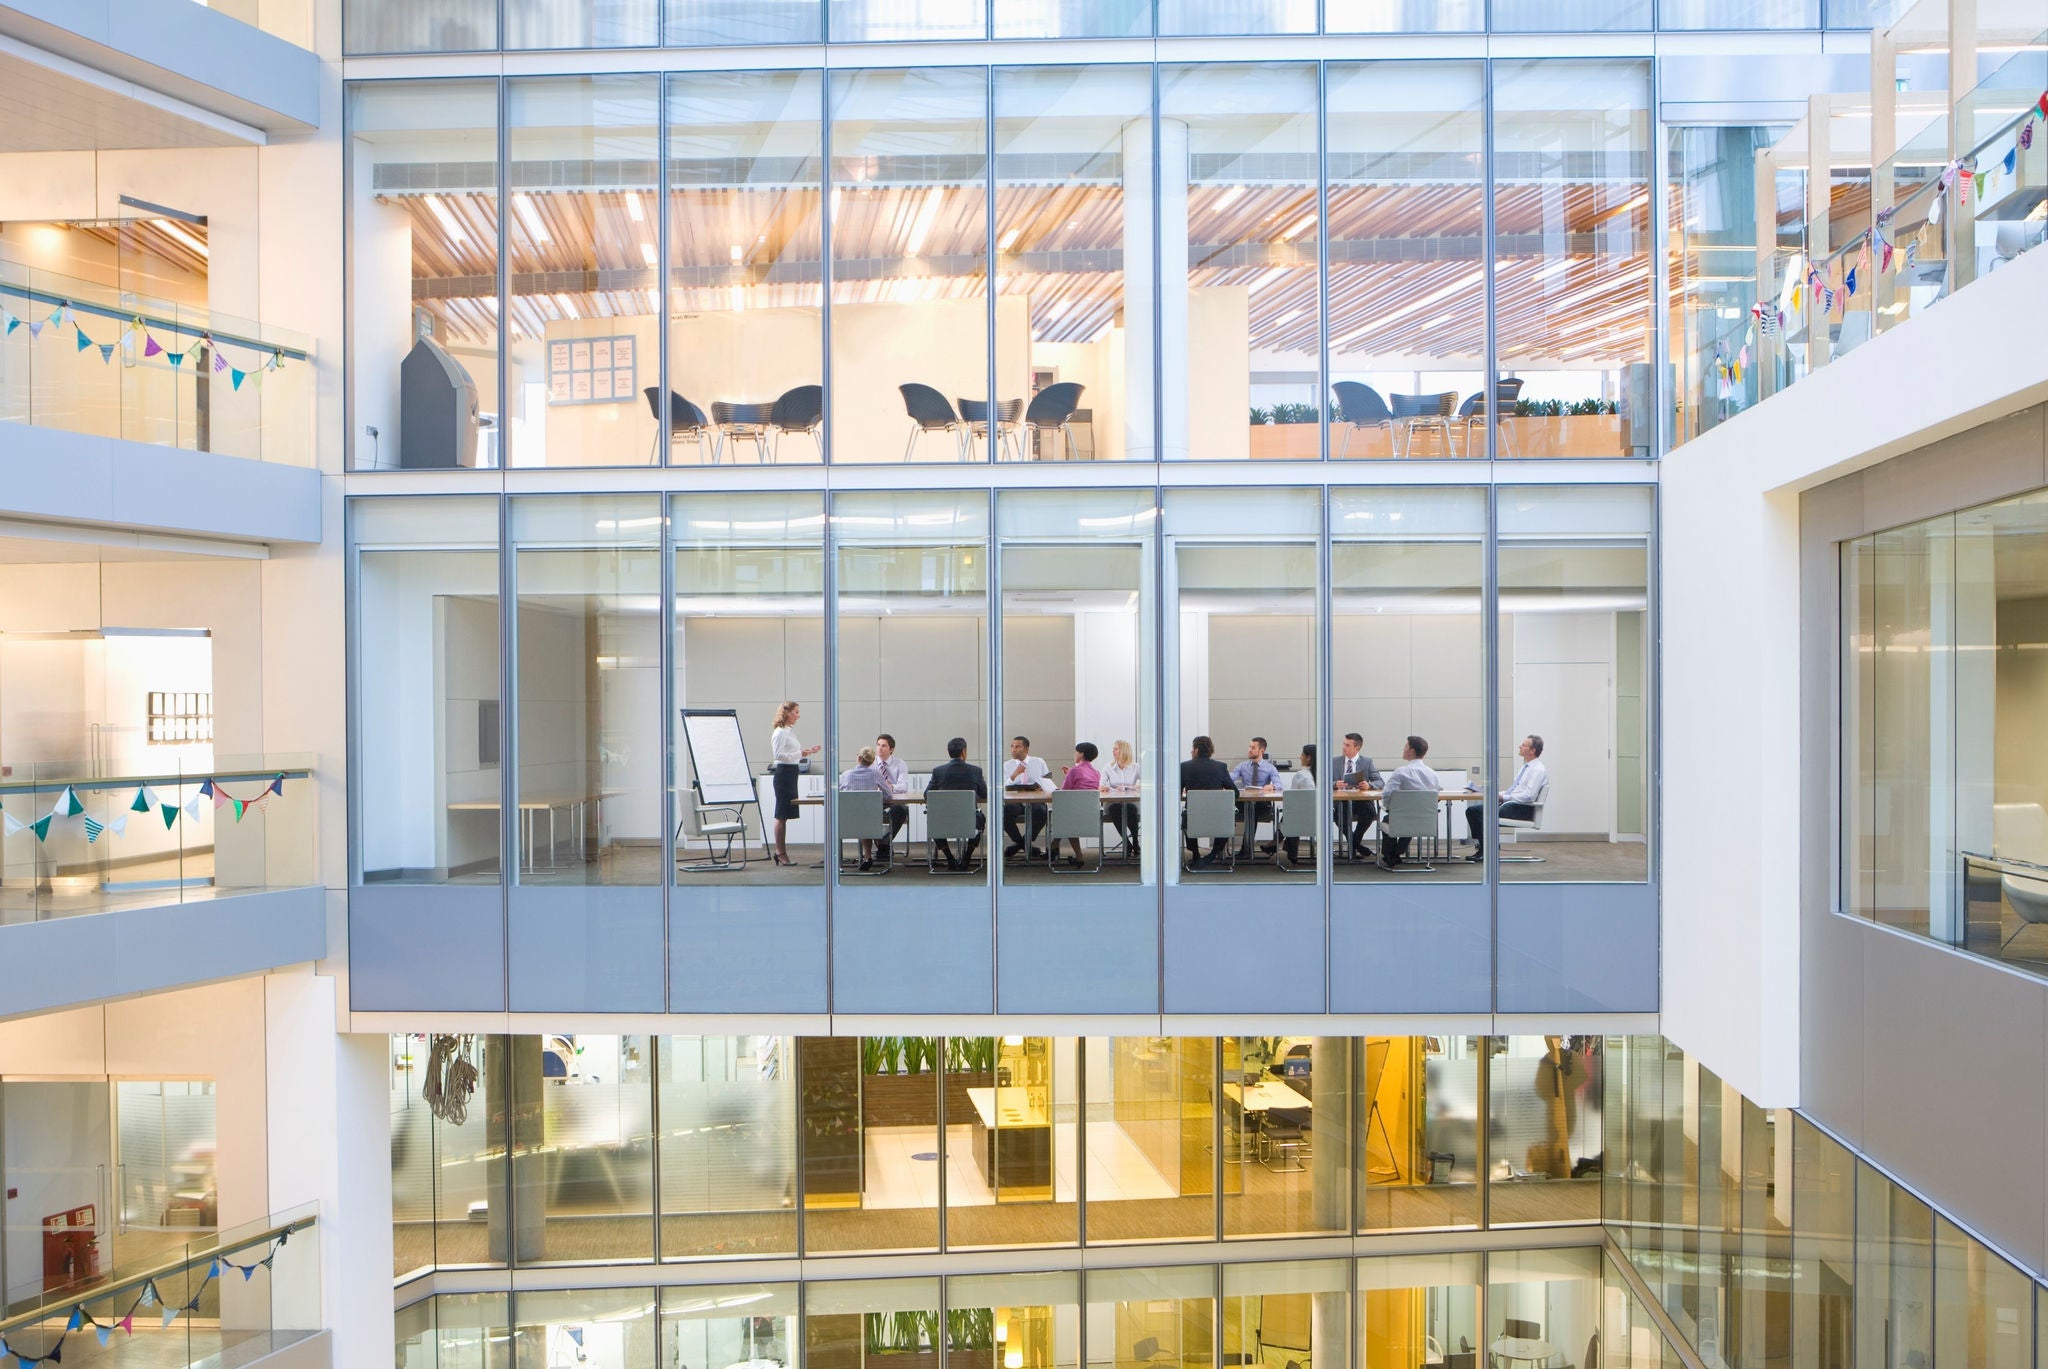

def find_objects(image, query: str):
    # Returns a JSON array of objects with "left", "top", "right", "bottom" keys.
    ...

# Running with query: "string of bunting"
[
  {"left": 0, "top": 774, "right": 289, "bottom": 844},
  {"left": 0, "top": 1229, "right": 292, "bottom": 1366},
  {"left": 0, "top": 299, "right": 288, "bottom": 393}
]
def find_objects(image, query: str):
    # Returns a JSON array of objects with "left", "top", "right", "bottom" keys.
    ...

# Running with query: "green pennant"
[
  {"left": 130, "top": 786, "right": 151, "bottom": 813},
  {"left": 30, "top": 814, "right": 53, "bottom": 842},
  {"left": 231, "top": 797, "right": 246, "bottom": 822},
  {"left": 55, "top": 786, "right": 85, "bottom": 816},
  {"left": 161, "top": 803, "right": 180, "bottom": 830}
]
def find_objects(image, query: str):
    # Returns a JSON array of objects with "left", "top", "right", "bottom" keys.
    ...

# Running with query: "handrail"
[
  {"left": 0, "top": 278, "right": 311, "bottom": 363},
  {"left": 1961, "top": 849, "right": 2048, "bottom": 876},
  {"left": 0, "top": 765, "right": 312, "bottom": 799},
  {"left": 0, "top": 1213, "right": 315, "bottom": 1336}
]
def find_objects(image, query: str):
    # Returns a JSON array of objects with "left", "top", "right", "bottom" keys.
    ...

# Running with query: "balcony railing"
[
  {"left": 0, "top": 1206, "right": 319, "bottom": 1369},
  {"left": 0, "top": 756, "right": 315, "bottom": 925},
  {"left": 0, "top": 262, "right": 313, "bottom": 465}
]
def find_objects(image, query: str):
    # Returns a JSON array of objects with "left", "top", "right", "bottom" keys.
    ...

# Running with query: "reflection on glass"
[
  {"left": 431, "top": 1292, "right": 512, "bottom": 1368},
  {"left": 509, "top": 1034, "right": 656, "bottom": 1263},
  {"left": 994, "top": 0, "right": 1148, "bottom": 37},
  {"left": 345, "top": 0, "right": 496, "bottom": 53},
  {"left": 666, "top": 72, "right": 825, "bottom": 468},
  {"left": 513, "top": 1287, "right": 657, "bottom": 1364},
  {"left": 1670, "top": 126, "right": 1784, "bottom": 446},
  {"left": 352, "top": 497, "right": 501, "bottom": 886},
  {"left": 1492, "top": 62, "right": 1654, "bottom": 457},
  {"left": 1224, "top": 1040, "right": 1349, "bottom": 1237},
  {"left": 671, "top": 492, "right": 825, "bottom": 884},
  {"left": 998, "top": 490, "right": 1155, "bottom": 886},
  {"left": 1161, "top": 65, "right": 1320, "bottom": 462},
  {"left": 1791, "top": 1115, "right": 1856, "bottom": 1366},
  {"left": 1087, "top": 1266, "right": 1217, "bottom": 1369},
  {"left": 829, "top": 70, "right": 989, "bottom": 462},
  {"left": 431, "top": 1034, "right": 507, "bottom": 1268},
  {"left": 512, "top": 496, "right": 662, "bottom": 886},
  {"left": 1488, "top": 1037, "right": 1603, "bottom": 1227},
  {"left": 1659, "top": 1, "right": 1819, "bottom": 30},
  {"left": 830, "top": 0, "right": 984, "bottom": 40},
  {"left": 393, "top": 1035, "right": 437, "bottom": 1279},
  {"left": 1332, "top": 489, "right": 1484, "bottom": 881},
  {"left": 506, "top": 0, "right": 657, "bottom": 47},
  {"left": 947, "top": 1039, "right": 1079, "bottom": 1248},
  {"left": 1167, "top": 490, "right": 1320, "bottom": 882},
  {"left": 1497, "top": 486, "right": 1653, "bottom": 883},
  {"left": 948, "top": 1271, "right": 1081, "bottom": 1369},
  {"left": 664, "top": 1283, "right": 798, "bottom": 1369},
  {"left": 1327, "top": 65, "right": 1486, "bottom": 461},
  {"left": 802, "top": 1038, "right": 940, "bottom": 1253},
  {"left": 1223, "top": 1260, "right": 1348, "bottom": 1369},
  {"left": 1160, "top": 0, "right": 1313, "bottom": 34},
  {"left": 504, "top": 76, "right": 660, "bottom": 468},
  {"left": 1357, "top": 1253, "right": 1479, "bottom": 1369},
  {"left": 833, "top": 492, "right": 989, "bottom": 879},
  {"left": 668, "top": 0, "right": 820, "bottom": 42},
  {"left": 1491, "top": 0, "right": 1651, "bottom": 28},
  {"left": 993, "top": 67, "right": 1149, "bottom": 462},
  {"left": 1360, "top": 1037, "right": 1480, "bottom": 1232},
  {"left": 1088, "top": 1038, "right": 1224, "bottom": 1244},
  {"left": 347, "top": 81, "right": 501, "bottom": 470},
  {"left": 1488, "top": 1247, "right": 1604, "bottom": 1369},
  {"left": 805, "top": 1278, "right": 943, "bottom": 1369},
  {"left": 661, "top": 1036, "right": 798, "bottom": 1258},
  {"left": 1324, "top": 0, "right": 1481, "bottom": 30}
]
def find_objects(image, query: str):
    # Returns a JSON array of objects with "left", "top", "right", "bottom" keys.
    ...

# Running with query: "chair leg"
[{"left": 904, "top": 425, "right": 919, "bottom": 462}]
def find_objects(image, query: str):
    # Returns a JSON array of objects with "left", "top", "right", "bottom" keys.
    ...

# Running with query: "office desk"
[
  {"left": 447, "top": 793, "right": 595, "bottom": 871},
  {"left": 1225, "top": 1080, "right": 1313, "bottom": 1114},
  {"left": 1335, "top": 788, "right": 1482, "bottom": 854},
  {"left": 801, "top": 789, "right": 1142, "bottom": 805},
  {"left": 963, "top": 1085, "right": 1053, "bottom": 1195},
  {"left": 1488, "top": 1336, "right": 1560, "bottom": 1368}
]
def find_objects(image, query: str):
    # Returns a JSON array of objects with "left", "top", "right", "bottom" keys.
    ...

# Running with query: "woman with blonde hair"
[
  {"left": 1102, "top": 738, "right": 1140, "bottom": 860},
  {"left": 839, "top": 746, "right": 889, "bottom": 871},
  {"left": 768, "top": 700, "right": 820, "bottom": 866}
]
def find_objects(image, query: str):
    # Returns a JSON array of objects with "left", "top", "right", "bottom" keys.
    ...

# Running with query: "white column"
[
  {"left": 1948, "top": 0, "right": 1980, "bottom": 288},
  {"left": 1871, "top": 22, "right": 1898, "bottom": 326},
  {"left": 1806, "top": 94, "right": 1833, "bottom": 372},
  {"left": 1124, "top": 117, "right": 1189, "bottom": 462}
]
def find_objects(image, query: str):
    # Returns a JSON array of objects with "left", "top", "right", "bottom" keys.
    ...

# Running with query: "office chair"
[
  {"left": 1023, "top": 382, "right": 1086, "bottom": 460},
  {"left": 1046, "top": 789, "right": 1104, "bottom": 873},
  {"left": 1503, "top": 1319, "right": 1540, "bottom": 1341},
  {"left": 768, "top": 384, "right": 824, "bottom": 461},
  {"left": 1457, "top": 377, "right": 1524, "bottom": 457},
  {"left": 837, "top": 790, "right": 891, "bottom": 874},
  {"left": 1391, "top": 392, "right": 1460, "bottom": 457},
  {"left": 712, "top": 401, "right": 774, "bottom": 464},
  {"left": 1273, "top": 791, "right": 1315, "bottom": 868},
  {"left": 1330, "top": 380, "right": 1395, "bottom": 457},
  {"left": 1183, "top": 789, "right": 1238, "bottom": 873},
  {"left": 899, "top": 383, "right": 965, "bottom": 460},
  {"left": 1496, "top": 775, "right": 1550, "bottom": 864},
  {"left": 924, "top": 789, "right": 984, "bottom": 874},
  {"left": 1378, "top": 789, "right": 1440, "bottom": 872},
  {"left": 958, "top": 397, "right": 1024, "bottom": 461},
  {"left": 644, "top": 387, "right": 712, "bottom": 464}
]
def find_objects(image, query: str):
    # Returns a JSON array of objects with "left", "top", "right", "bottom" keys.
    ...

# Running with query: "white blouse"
[
  {"left": 1101, "top": 760, "right": 1140, "bottom": 791},
  {"left": 770, "top": 726, "right": 803, "bottom": 765}
]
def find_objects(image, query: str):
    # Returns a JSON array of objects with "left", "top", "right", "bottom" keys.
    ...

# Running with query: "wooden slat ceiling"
[{"left": 386, "top": 171, "right": 1652, "bottom": 366}]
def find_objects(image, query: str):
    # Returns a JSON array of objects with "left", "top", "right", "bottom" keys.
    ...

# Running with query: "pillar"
[
  {"left": 1124, "top": 117, "right": 1188, "bottom": 462},
  {"left": 1805, "top": 93, "right": 1832, "bottom": 372},
  {"left": 1871, "top": 22, "right": 1899, "bottom": 324},
  {"left": 486, "top": 1034, "right": 547, "bottom": 1264},
  {"left": 1948, "top": 0, "right": 1980, "bottom": 289}
]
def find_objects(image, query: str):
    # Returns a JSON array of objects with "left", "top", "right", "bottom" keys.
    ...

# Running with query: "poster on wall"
[{"left": 549, "top": 334, "right": 636, "bottom": 407}]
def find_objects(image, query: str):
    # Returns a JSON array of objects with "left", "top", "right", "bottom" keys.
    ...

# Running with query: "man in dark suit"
[
  {"left": 1334, "top": 731, "right": 1384, "bottom": 859},
  {"left": 926, "top": 736, "right": 987, "bottom": 870},
  {"left": 1179, "top": 734, "right": 1235, "bottom": 867}
]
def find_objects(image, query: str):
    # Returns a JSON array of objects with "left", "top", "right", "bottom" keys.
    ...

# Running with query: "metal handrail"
[
  {"left": 0, "top": 1213, "right": 316, "bottom": 1336},
  {"left": 1961, "top": 849, "right": 2048, "bottom": 876},
  {"left": 0, "top": 278, "right": 310, "bottom": 363},
  {"left": 0, "top": 765, "right": 312, "bottom": 799}
]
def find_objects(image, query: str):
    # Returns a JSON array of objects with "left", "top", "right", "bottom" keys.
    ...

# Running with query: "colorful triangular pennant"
[
  {"left": 131, "top": 786, "right": 152, "bottom": 813},
  {"left": 55, "top": 786, "right": 84, "bottom": 816},
  {"left": 31, "top": 814, "right": 53, "bottom": 842},
  {"left": 83, "top": 816, "right": 104, "bottom": 843},
  {"left": 161, "top": 803, "right": 180, "bottom": 830}
]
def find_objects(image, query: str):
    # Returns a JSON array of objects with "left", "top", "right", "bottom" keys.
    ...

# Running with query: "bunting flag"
[
  {"left": 160, "top": 802, "right": 181, "bottom": 830},
  {"left": 82, "top": 815, "right": 104, "bottom": 843},
  {"left": 1845, "top": 267, "right": 1858, "bottom": 298},
  {"left": 1, "top": 812, "right": 22, "bottom": 836},
  {"left": 1881, "top": 241, "right": 1895, "bottom": 274},
  {"left": 0, "top": 296, "right": 296, "bottom": 380},
  {"left": 2, "top": 774, "right": 290, "bottom": 843},
  {"left": 30, "top": 814, "right": 53, "bottom": 842},
  {"left": 55, "top": 787, "right": 83, "bottom": 817},
  {"left": 130, "top": 786, "right": 152, "bottom": 813}
]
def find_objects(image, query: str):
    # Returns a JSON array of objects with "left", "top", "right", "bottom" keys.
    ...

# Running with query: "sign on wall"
[{"left": 547, "top": 334, "right": 636, "bottom": 406}]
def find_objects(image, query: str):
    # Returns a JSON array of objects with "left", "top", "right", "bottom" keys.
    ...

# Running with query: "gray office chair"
[
  {"left": 1330, "top": 381, "right": 1395, "bottom": 457},
  {"left": 644, "top": 387, "right": 712, "bottom": 464},
  {"left": 1378, "top": 789, "right": 1440, "bottom": 872},
  {"left": 1046, "top": 789, "right": 1104, "bottom": 873},
  {"left": 768, "top": 384, "right": 824, "bottom": 461},
  {"left": 1391, "top": 391, "right": 1460, "bottom": 457},
  {"left": 1458, "top": 378, "right": 1524, "bottom": 457},
  {"left": 924, "top": 789, "right": 983, "bottom": 874},
  {"left": 958, "top": 397, "right": 1024, "bottom": 462},
  {"left": 900, "top": 383, "right": 965, "bottom": 461},
  {"left": 837, "top": 790, "right": 891, "bottom": 874},
  {"left": 677, "top": 797, "right": 750, "bottom": 873},
  {"left": 1183, "top": 789, "right": 1238, "bottom": 873},
  {"left": 712, "top": 401, "right": 773, "bottom": 465},
  {"left": 1022, "top": 382, "right": 1085, "bottom": 460},
  {"left": 1496, "top": 775, "right": 1551, "bottom": 864}
]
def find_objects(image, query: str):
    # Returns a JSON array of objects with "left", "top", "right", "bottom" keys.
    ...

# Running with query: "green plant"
[
  {"left": 947, "top": 1308, "right": 995, "bottom": 1351},
  {"left": 1567, "top": 397, "right": 1607, "bottom": 417},
  {"left": 865, "top": 1311, "right": 937, "bottom": 1355},
  {"left": 1270, "top": 401, "right": 1321, "bottom": 424},
  {"left": 1249, "top": 406, "right": 1273, "bottom": 425},
  {"left": 947, "top": 1036, "right": 997, "bottom": 1073},
  {"left": 860, "top": 1036, "right": 888, "bottom": 1074},
  {"left": 903, "top": 1036, "right": 940, "bottom": 1074}
]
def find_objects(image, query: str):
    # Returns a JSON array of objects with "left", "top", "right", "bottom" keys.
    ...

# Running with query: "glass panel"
[
  {"left": 507, "top": 0, "right": 658, "bottom": 46},
  {"left": 346, "top": 0, "right": 496, "bottom": 52},
  {"left": 947, "top": 1271, "right": 1081, "bottom": 1369},
  {"left": 1488, "top": 1037, "right": 1604, "bottom": 1226},
  {"left": 671, "top": 491, "right": 826, "bottom": 882},
  {"left": 510, "top": 495, "right": 662, "bottom": 885},
  {"left": 1359, "top": 1036, "right": 1480, "bottom": 1232},
  {"left": 830, "top": 0, "right": 985, "bottom": 39},
  {"left": 947, "top": 1038, "right": 1079, "bottom": 1248},
  {"left": 1166, "top": 490, "right": 1320, "bottom": 883},
  {"left": 1738, "top": 1098, "right": 1791, "bottom": 1365},
  {"left": 1086, "top": 1037, "right": 1223, "bottom": 1244},
  {"left": 832, "top": 491, "right": 989, "bottom": 879},
  {"left": 1497, "top": 512, "right": 1652, "bottom": 884},
  {"left": 353, "top": 496, "right": 502, "bottom": 885},
  {"left": 665, "top": 71, "right": 826, "bottom": 468},
  {"left": 1331, "top": 488, "right": 1486, "bottom": 880},
  {"left": 664, "top": 1283, "right": 799, "bottom": 1369},
  {"left": 993, "top": 66, "right": 1149, "bottom": 462},
  {"left": 1160, "top": 64, "right": 1320, "bottom": 462},
  {"left": 1792, "top": 1115, "right": 1857, "bottom": 1368},
  {"left": 1223, "top": 1260, "right": 1347, "bottom": 1369},
  {"left": 1660, "top": 0, "right": 1819, "bottom": 22},
  {"left": 1325, "top": 0, "right": 1482, "bottom": 31},
  {"left": 1086, "top": 1265, "right": 1216, "bottom": 1369},
  {"left": 994, "top": 0, "right": 1149, "bottom": 38},
  {"left": 829, "top": 71, "right": 989, "bottom": 463},
  {"left": 802, "top": 1037, "right": 940, "bottom": 1253},
  {"left": 508, "top": 1034, "right": 656, "bottom": 1263},
  {"left": 434, "top": 1292, "right": 512, "bottom": 1368},
  {"left": 1224, "top": 1040, "right": 1349, "bottom": 1237},
  {"left": 1491, "top": 0, "right": 1651, "bottom": 28},
  {"left": 504, "top": 76, "right": 660, "bottom": 469},
  {"left": 1487, "top": 1247, "right": 1604, "bottom": 1369},
  {"left": 805, "top": 1278, "right": 944, "bottom": 1369},
  {"left": 1935, "top": 1217, "right": 2033, "bottom": 1369},
  {"left": 439, "top": 1035, "right": 507, "bottom": 1268},
  {"left": 1326, "top": 64, "right": 1486, "bottom": 462},
  {"left": 659, "top": 1035, "right": 798, "bottom": 1258},
  {"left": 513, "top": 1287, "right": 658, "bottom": 1363},
  {"left": 393, "top": 1035, "right": 438, "bottom": 1280},
  {"left": 667, "top": 0, "right": 821, "bottom": 42},
  {"left": 1493, "top": 61, "right": 1655, "bottom": 458},
  {"left": 997, "top": 490, "right": 1156, "bottom": 884},
  {"left": 1357, "top": 1252, "right": 1480, "bottom": 1369},
  {"left": 1670, "top": 126, "right": 1786, "bottom": 447},
  {"left": 347, "top": 81, "right": 502, "bottom": 470},
  {"left": 1160, "top": 0, "right": 1313, "bottom": 35}
]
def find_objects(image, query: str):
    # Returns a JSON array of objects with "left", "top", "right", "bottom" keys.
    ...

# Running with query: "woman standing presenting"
[{"left": 769, "top": 700, "right": 821, "bottom": 866}]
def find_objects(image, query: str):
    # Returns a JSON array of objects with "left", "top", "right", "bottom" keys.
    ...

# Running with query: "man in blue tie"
[{"left": 1466, "top": 734, "right": 1547, "bottom": 861}]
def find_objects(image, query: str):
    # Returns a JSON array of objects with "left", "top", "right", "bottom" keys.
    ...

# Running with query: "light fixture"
[
  {"left": 998, "top": 228, "right": 1021, "bottom": 252},
  {"left": 554, "top": 292, "right": 580, "bottom": 319},
  {"left": 640, "top": 241, "right": 658, "bottom": 267},
  {"left": 905, "top": 187, "right": 946, "bottom": 257},
  {"left": 1005, "top": 1352, "right": 1023, "bottom": 1367},
  {"left": 1212, "top": 184, "right": 1245, "bottom": 212},
  {"left": 1279, "top": 212, "right": 1316, "bottom": 241},
  {"left": 152, "top": 219, "right": 209, "bottom": 259},
  {"left": 513, "top": 193, "right": 550, "bottom": 243},
  {"left": 422, "top": 194, "right": 467, "bottom": 243},
  {"left": 625, "top": 193, "right": 645, "bottom": 222},
  {"left": 995, "top": 1321, "right": 1009, "bottom": 1343},
  {"left": 731, "top": 244, "right": 745, "bottom": 262}
]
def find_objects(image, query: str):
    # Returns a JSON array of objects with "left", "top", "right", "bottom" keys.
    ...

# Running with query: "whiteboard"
[{"left": 682, "top": 710, "right": 759, "bottom": 807}]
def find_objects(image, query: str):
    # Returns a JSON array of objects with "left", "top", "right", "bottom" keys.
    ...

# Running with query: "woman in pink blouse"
[{"left": 1057, "top": 742, "right": 1102, "bottom": 867}]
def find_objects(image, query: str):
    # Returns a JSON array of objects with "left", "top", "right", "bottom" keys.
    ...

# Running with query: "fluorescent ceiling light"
[
  {"left": 513, "top": 193, "right": 550, "bottom": 243},
  {"left": 1212, "top": 185, "right": 1245, "bottom": 212},
  {"left": 998, "top": 228, "right": 1021, "bottom": 251},
  {"left": 1345, "top": 269, "right": 1485, "bottom": 341},
  {"left": 421, "top": 194, "right": 466, "bottom": 243},
  {"left": 625, "top": 193, "right": 644, "bottom": 222},
  {"left": 152, "top": 219, "right": 209, "bottom": 259},
  {"left": 905, "top": 187, "right": 946, "bottom": 257},
  {"left": 640, "top": 241, "right": 658, "bottom": 267},
  {"left": 1279, "top": 212, "right": 1317, "bottom": 241}
]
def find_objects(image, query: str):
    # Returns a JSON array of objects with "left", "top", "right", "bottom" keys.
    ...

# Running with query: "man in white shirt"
[
  {"left": 1465, "top": 734, "right": 1547, "bottom": 862},
  {"left": 1379, "top": 734, "right": 1443, "bottom": 869},
  {"left": 875, "top": 733, "right": 911, "bottom": 861},
  {"left": 1001, "top": 735, "right": 1054, "bottom": 859}
]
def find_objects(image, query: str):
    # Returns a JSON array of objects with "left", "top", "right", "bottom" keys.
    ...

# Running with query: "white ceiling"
[{"left": 0, "top": 46, "right": 257, "bottom": 152}]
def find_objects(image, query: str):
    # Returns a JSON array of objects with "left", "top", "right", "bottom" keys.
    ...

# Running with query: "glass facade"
[{"left": 345, "top": 62, "right": 1681, "bottom": 470}]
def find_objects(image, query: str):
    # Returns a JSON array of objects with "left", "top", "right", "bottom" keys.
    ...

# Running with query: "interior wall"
[
  {"left": 1333, "top": 612, "right": 1484, "bottom": 777},
  {"left": 676, "top": 617, "right": 823, "bottom": 781},
  {"left": 829, "top": 296, "right": 1028, "bottom": 463},
  {"left": 1994, "top": 595, "right": 2048, "bottom": 805},
  {"left": 1203, "top": 614, "right": 1314, "bottom": 758},
  {"left": 1186, "top": 287, "right": 1251, "bottom": 462},
  {"left": 1510, "top": 611, "right": 1619, "bottom": 838},
  {"left": 835, "top": 614, "right": 988, "bottom": 773},
  {"left": 1001, "top": 616, "right": 1077, "bottom": 760}
]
